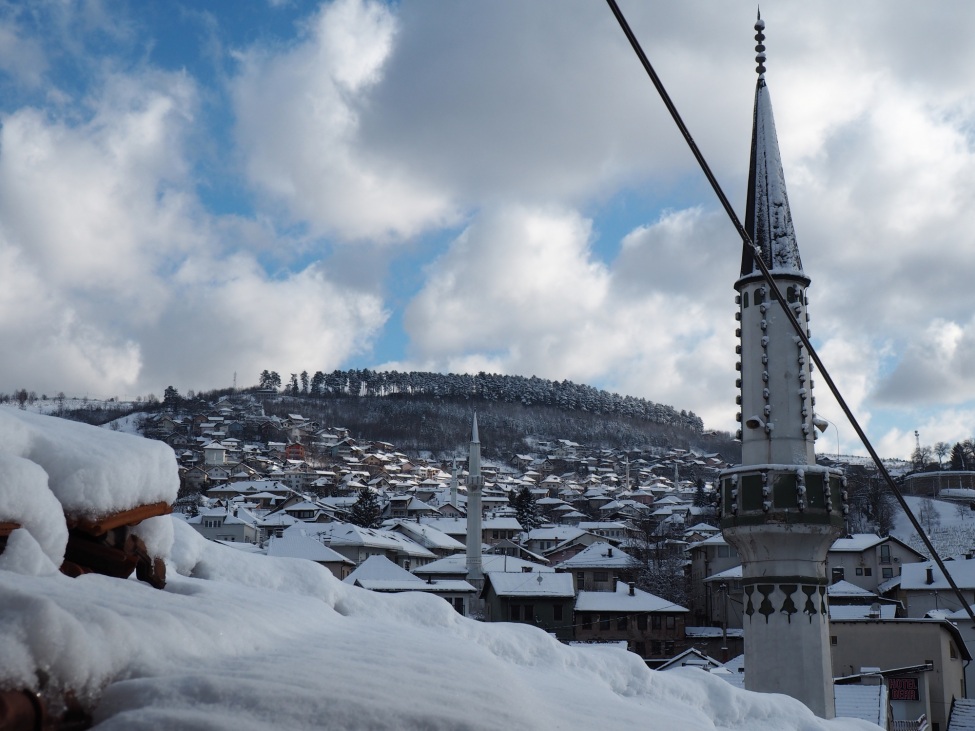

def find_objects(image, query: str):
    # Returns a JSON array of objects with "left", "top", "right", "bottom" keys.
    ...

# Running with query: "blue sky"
[{"left": 3, "top": 0, "right": 975, "bottom": 460}]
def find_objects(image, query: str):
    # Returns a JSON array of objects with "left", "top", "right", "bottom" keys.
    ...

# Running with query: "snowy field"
[
  {"left": 0, "top": 409, "right": 882, "bottom": 730},
  {"left": 892, "top": 494, "right": 975, "bottom": 559}
]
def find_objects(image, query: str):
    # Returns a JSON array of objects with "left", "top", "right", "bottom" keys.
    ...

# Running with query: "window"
[
  {"left": 582, "top": 614, "right": 592, "bottom": 630},
  {"left": 453, "top": 598, "right": 465, "bottom": 615},
  {"left": 880, "top": 544, "right": 892, "bottom": 564},
  {"left": 831, "top": 567, "right": 845, "bottom": 583},
  {"left": 830, "top": 636, "right": 837, "bottom": 646},
  {"left": 882, "top": 567, "right": 894, "bottom": 579},
  {"left": 637, "top": 615, "right": 647, "bottom": 631},
  {"left": 651, "top": 615, "right": 662, "bottom": 630},
  {"left": 665, "top": 616, "right": 676, "bottom": 630},
  {"left": 617, "top": 615, "right": 628, "bottom": 631},
  {"left": 651, "top": 641, "right": 662, "bottom": 656},
  {"left": 576, "top": 572, "right": 585, "bottom": 587},
  {"left": 594, "top": 571, "right": 609, "bottom": 582},
  {"left": 600, "top": 614, "right": 611, "bottom": 631},
  {"left": 510, "top": 605, "right": 520, "bottom": 621},
  {"left": 855, "top": 568, "right": 863, "bottom": 576},
  {"left": 554, "top": 604, "right": 563, "bottom": 622},
  {"left": 864, "top": 568, "right": 872, "bottom": 576},
  {"left": 524, "top": 605, "right": 534, "bottom": 623}
]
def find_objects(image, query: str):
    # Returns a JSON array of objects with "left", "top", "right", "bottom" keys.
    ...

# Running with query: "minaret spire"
[
  {"left": 465, "top": 412, "right": 484, "bottom": 590},
  {"left": 719, "top": 14, "right": 845, "bottom": 720},
  {"left": 740, "top": 12, "right": 803, "bottom": 281}
]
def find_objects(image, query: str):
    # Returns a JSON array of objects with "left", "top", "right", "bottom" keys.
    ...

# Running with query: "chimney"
[
  {"left": 926, "top": 567, "right": 935, "bottom": 585},
  {"left": 607, "top": 547, "right": 614, "bottom": 557},
  {"left": 629, "top": 582, "right": 635, "bottom": 596}
]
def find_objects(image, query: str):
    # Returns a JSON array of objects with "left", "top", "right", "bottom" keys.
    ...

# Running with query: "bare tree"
[
  {"left": 918, "top": 498, "right": 942, "bottom": 534},
  {"left": 935, "top": 442, "right": 950, "bottom": 469}
]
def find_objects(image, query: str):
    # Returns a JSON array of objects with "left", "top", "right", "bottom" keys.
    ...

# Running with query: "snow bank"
[
  {"left": 0, "top": 409, "right": 179, "bottom": 568},
  {"left": 0, "top": 520, "right": 881, "bottom": 730},
  {"left": 0, "top": 408, "right": 179, "bottom": 518}
]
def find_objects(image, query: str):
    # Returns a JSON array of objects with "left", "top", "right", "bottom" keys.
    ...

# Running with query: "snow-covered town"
[{"left": 7, "top": 3, "right": 975, "bottom": 731}]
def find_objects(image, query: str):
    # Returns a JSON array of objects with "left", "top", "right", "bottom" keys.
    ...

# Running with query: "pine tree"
[
  {"left": 349, "top": 487, "right": 382, "bottom": 529},
  {"left": 513, "top": 485, "right": 541, "bottom": 532}
]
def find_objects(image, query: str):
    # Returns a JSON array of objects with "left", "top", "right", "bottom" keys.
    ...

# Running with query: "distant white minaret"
[
  {"left": 465, "top": 414, "right": 484, "bottom": 589},
  {"left": 450, "top": 459, "right": 459, "bottom": 508},
  {"left": 719, "top": 14, "right": 846, "bottom": 719}
]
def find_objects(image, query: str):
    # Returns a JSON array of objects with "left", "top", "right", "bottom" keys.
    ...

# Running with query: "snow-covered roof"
[
  {"left": 704, "top": 565, "right": 742, "bottom": 582},
  {"left": 416, "top": 554, "right": 554, "bottom": 576},
  {"left": 833, "top": 685, "right": 888, "bottom": 729},
  {"left": 827, "top": 580, "right": 877, "bottom": 598},
  {"left": 900, "top": 558, "right": 975, "bottom": 591},
  {"left": 557, "top": 542, "right": 636, "bottom": 569},
  {"left": 828, "top": 534, "right": 885, "bottom": 553},
  {"left": 267, "top": 534, "right": 351, "bottom": 564},
  {"left": 575, "top": 584, "right": 688, "bottom": 613},
  {"left": 485, "top": 571, "right": 575, "bottom": 598}
]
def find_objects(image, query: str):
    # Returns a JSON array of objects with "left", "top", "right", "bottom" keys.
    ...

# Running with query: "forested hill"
[{"left": 265, "top": 369, "right": 705, "bottom": 433}]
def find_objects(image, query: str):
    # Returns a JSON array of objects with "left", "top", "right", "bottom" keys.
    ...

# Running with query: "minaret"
[
  {"left": 450, "top": 459, "right": 459, "bottom": 508},
  {"left": 719, "top": 14, "right": 846, "bottom": 718},
  {"left": 465, "top": 414, "right": 484, "bottom": 590}
]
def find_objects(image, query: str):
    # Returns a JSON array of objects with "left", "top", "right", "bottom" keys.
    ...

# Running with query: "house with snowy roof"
[
  {"left": 827, "top": 586, "right": 901, "bottom": 623},
  {"left": 344, "top": 555, "right": 476, "bottom": 615},
  {"left": 185, "top": 506, "right": 260, "bottom": 544},
  {"left": 413, "top": 553, "right": 553, "bottom": 583},
  {"left": 556, "top": 542, "right": 639, "bottom": 593},
  {"left": 385, "top": 519, "right": 466, "bottom": 558},
  {"left": 288, "top": 521, "right": 436, "bottom": 569},
  {"left": 481, "top": 570, "right": 575, "bottom": 641},
  {"left": 573, "top": 582, "right": 689, "bottom": 663},
  {"left": 827, "top": 533, "right": 926, "bottom": 592},
  {"left": 265, "top": 532, "right": 354, "bottom": 579},
  {"left": 896, "top": 557, "right": 975, "bottom": 618}
]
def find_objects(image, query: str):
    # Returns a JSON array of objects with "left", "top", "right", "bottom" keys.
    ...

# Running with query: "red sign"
[{"left": 889, "top": 676, "right": 919, "bottom": 701}]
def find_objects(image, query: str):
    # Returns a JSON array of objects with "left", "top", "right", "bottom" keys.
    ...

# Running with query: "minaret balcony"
[{"left": 718, "top": 464, "right": 846, "bottom": 530}]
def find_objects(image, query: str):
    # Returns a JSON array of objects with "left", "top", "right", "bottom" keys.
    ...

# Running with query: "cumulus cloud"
[
  {"left": 399, "top": 205, "right": 738, "bottom": 428},
  {"left": 0, "top": 60, "right": 386, "bottom": 397},
  {"left": 231, "top": 0, "right": 456, "bottom": 241}
]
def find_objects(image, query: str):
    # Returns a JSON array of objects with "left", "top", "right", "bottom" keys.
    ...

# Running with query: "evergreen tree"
[
  {"left": 513, "top": 485, "right": 541, "bottom": 532},
  {"left": 349, "top": 487, "right": 382, "bottom": 529},
  {"left": 163, "top": 386, "right": 181, "bottom": 410},
  {"left": 692, "top": 479, "right": 708, "bottom": 507}
]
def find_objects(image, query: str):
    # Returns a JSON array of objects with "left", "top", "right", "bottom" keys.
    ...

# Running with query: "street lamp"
[{"left": 813, "top": 415, "right": 841, "bottom": 458}]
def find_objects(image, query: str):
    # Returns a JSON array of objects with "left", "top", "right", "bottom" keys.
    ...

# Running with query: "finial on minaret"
[
  {"left": 471, "top": 411, "right": 479, "bottom": 444},
  {"left": 755, "top": 9, "right": 766, "bottom": 78}
]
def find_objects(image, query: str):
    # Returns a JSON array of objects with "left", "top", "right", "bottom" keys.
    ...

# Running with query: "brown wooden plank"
[
  {"left": 67, "top": 501, "right": 172, "bottom": 536},
  {"left": 0, "top": 521, "right": 21, "bottom": 538}
]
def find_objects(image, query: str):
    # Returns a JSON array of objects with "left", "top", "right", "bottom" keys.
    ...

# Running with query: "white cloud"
[
  {"left": 0, "top": 62, "right": 387, "bottom": 397},
  {"left": 231, "top": 0, "right": 456, "bottom": 241},
  {"left": 401, "top": 205, "right": 738, "bottom": 427}
]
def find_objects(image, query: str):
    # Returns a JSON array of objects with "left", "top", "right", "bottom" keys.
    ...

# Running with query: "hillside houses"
[{"left": 145, "top": 391, "right": 739, "bottom": 665}]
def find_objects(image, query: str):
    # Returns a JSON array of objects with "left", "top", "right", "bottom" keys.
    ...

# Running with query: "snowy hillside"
[
  {"left": 892, "top": 494, "right": 975, "bottom": 559},
  {"left": 0, "top": 410, "right": 879, "bottom": 729}
]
